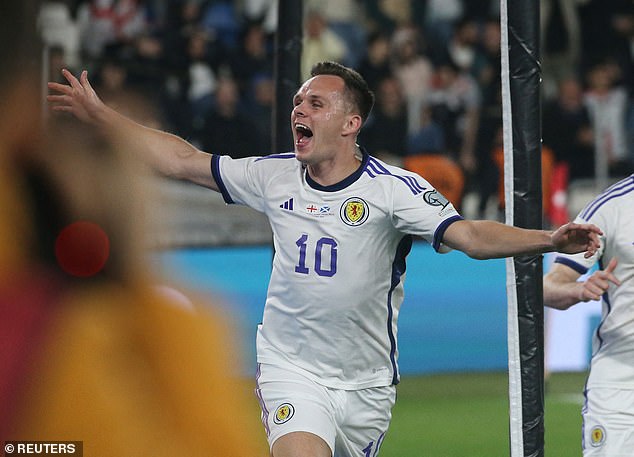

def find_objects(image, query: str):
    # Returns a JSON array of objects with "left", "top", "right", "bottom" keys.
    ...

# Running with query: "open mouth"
[{"left": 295, "top": 123, "right": 313, "bottom": 144}]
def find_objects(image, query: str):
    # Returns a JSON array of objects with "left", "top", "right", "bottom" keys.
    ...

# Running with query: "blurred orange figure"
[{"left": 0, "top": 4, "right": 266, "bottom": 455}]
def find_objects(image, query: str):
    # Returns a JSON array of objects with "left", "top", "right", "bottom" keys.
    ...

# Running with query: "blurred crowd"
[{"left": 40, "top": 0, "right": 634, "bottom": 220}]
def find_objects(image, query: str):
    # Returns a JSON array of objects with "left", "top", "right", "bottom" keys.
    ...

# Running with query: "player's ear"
[{"left": 342, "top": 113, "right": 362, "bottom": 137}]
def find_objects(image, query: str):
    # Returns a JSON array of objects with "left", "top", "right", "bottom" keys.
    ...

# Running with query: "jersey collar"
[{"left": 305, "top": 147, "right": 369, "bottom": 192}]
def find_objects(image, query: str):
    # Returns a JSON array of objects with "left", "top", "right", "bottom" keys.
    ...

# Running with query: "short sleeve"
[
  {"left": 553, "top": 211, "right": 607, "bottom": 274},
  {"left": 211, "top": 155, "right": 267, "bottom": 212},
  {"left": 391, "top": 180, "right": 463, "bottom": 252}
]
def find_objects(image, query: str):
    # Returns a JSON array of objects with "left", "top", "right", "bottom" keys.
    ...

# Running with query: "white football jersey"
[
  {"left": 212, "top": 151, "right": 462, "bottom": 389},
  {"left": 552, "top": 175, "right": 634, "bottom": 389}
]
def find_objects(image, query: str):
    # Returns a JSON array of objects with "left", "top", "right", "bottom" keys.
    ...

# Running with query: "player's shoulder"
[
  {"left": 253, "top": 152, "right": 298, "bottom": 163},
  {"left": 363, "top": 154, "right": 431, "bottom": 197},
  {"left": 252, "top": 152, "right": 298, "bottom": 169},
  {"left": 219, "top": 152, "right": 299, "bottom": 176},
  {"left": 578, "top": 174, "right": 634, "bottom": 222}
]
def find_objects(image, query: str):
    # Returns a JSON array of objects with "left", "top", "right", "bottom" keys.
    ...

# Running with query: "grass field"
[{"left": 380, "top": 371, "right": 587, "bottom": 457}]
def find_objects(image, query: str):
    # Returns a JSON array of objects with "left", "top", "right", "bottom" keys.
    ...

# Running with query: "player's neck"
[{"left": 306, "top": 146, "right": 363, "bottom": 187}]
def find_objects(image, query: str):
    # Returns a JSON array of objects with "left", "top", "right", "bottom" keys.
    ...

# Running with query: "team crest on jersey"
[
  {"left": 273, "top": 403, "right": 295, "bottom": 425},
  {"left": 590, "top": 425, "right": 606, "bottom": 447},
  {"left": 340, "top": 197, "right": 369, "bottom": 226}
]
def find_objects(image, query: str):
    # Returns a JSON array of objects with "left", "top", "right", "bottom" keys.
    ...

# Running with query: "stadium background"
[{"left": 37, "top": 0, "right": 624, "bottom": 453}]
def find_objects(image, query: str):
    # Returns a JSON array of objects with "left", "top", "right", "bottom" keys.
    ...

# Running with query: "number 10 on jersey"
[{"left": 295, "top": 234, "right": 338, "bottom": 277}]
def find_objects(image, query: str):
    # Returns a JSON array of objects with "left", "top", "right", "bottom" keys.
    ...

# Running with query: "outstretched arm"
[
  {"left": 544, "top": 258, "right": 620, "bottom": 310},
  {"left": 48, "top": 69, "right": 218, "bottom": 191},
  {"left": 442, "top": 220, "right": 602, "bottom": 260}
]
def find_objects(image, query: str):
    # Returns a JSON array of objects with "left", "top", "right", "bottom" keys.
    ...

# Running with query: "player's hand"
[
  {"left": 551, "top": 222, "right": 603, "bottom": 258},
  {"left": 47, "top": 69, "right": 105, "bottom": 124},
  {"left": 579, "top": 257, "right": 621, "bottom": 302}
]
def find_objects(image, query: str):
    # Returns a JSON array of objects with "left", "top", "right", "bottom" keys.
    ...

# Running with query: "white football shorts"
[
  {"left": 254, "top": 362, "right": 396, "bottom": 457},
  {"left": 583, "top": 387, "right": 634, "bottom": 457}
]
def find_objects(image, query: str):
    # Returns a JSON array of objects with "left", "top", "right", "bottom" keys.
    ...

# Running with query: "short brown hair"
[{"left": 310, "top": 61, "right": 375, "bottom": 124}]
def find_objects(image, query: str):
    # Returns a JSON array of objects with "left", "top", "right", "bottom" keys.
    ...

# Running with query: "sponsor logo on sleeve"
[{"left": 422, "top": 190, "right": 449, "bottom": 208}]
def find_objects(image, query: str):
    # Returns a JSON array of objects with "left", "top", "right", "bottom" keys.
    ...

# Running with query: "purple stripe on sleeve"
[
  {"left": 254, "top": 152, "right": 296, "bottom": 162},
  {"left": 583, "top": 185, "right": 634, "bottom": 220},
  {"left": 366, "top": 158, "right": 426, "bottom": 195},
  {"left": 432, "top": 215, "right": 463, "bottom": 251},
  {"left": 553, "top": 256, "right": 589, "bottom": 275},
  {"left": 580, "top": 176, "right": 634, "bottom": 220},
  {"left": 211, "top": 154, "right": 234, "bottom": 204}
]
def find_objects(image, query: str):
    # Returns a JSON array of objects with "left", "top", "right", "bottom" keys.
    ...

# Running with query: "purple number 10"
[{"left": 295, "top": 234, "right": 338, "bottom": 277}]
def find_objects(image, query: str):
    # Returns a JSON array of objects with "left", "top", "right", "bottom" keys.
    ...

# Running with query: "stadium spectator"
[
  {"left": 578, "top": 0, "right": 633, "bottom": 86},
  {"left": 39, "top": 1, "right": 81, "bottom": 68},
  {"left": 542, "top": 76, "right": 594, "bottom": 181},
  {"left": 199, "top": 0, "right": 242, "bottom": 51},
  {"left": 365, "top": 0, "right": 421, "bottom": 36},
  {"left": 304, "top": 0, "right": 367, "bottom": 68},
  {"left": 390, "top": 24, "right": 434, "bottom": 134},
  {"left": 76, "top": 0, "right": 148, "bottom": 60},
  {"left": 2, "top": 4, "right": 266, "bottom": 455},
  {"left": 471, "top": 17, "right": 502, "bottom": 218},
  {"left": 355, "top": 31, "right": 392, "bottom": 93},
  {"left": 424, "top": 59, "right": 481, "bottom": 176},
  {"left": 471, "top": 16, "right": 501, "bottom": 106},
  {"left": 438, "top": 16, "right": 480, "bottom": 74},
  {"left": 421, "top": 0, "right": 464, "bottom": 52},
  {"left": 225, "top": 19, "right": 274, "bottom": 97},
  {"left": 243, "top": 73, "right": 275, "bottom": 151},
  {"left": 406, "top": 104, "right": 445, "bottom": 156},
  {"left": 239, "top": 0, "right": 278, "bottom": 34},
  {"left": 49, "top": 59, "right": 602, "bottom": 457},
  {"left": 539, "top": 0, "right": 584, "bottom": 99},
  {"left": 301, "top": 9, "right": 348, "bottom": 80},
  {"left": 583, "top": 61, "right": 631, "bottom": 178},
  {"left": 93, "top": 51, "right": 129, "bottom": 95},
  {"left": 358, "top": 75, "right": 408, "bottom": 164},
  {"left": 46, "top": 44, "right": 75, "bottom": 85},
  {"left": 199, "top": 76, "right": 264, "bottom": 158},
  {"left": 544, "top": 174, "right": 633, "bottom": 457}
]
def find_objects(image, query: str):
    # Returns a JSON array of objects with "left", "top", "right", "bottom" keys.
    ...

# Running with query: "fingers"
[
  {"left": 582, "top": 281, "right": 606, "bottom": 301},
  {"left": 50, "top": 105, "right": 74, "bottom": 113},
  {"left": 583, "top": 259, "right": 621, "bottom": 300},
  {"left": 583, "top": 232, "right": 602, "bottom": 258},
  {"left": 47, "top": 81, "right": 73, "bottom": 96},
  {"left": 80, "top": 70, "right": 93, "bottom": 92},
  {"left": 603, "top": 258, "right": 621, "bottom": 286},
  {"left": 61, "top": 68, "right": 82, "bottom": 90},
  {"left": 584, "top": 274, "right": 610, "bottom": 300},
  {"left": 605, "top": 257, "right": 618, "bottom": 274},
  {"left": 46, "top": 94, "right": 70, "bottom": 103},
  {"left": 569, "top": 222, "right": 603, "bottom": 236}
]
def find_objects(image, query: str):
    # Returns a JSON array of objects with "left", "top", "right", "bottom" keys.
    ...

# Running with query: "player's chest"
[{"left": 265, "top": 185, "right": 390, "bottom": 235}]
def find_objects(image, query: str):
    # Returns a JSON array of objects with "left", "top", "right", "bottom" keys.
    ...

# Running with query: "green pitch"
[{"left": 380, "top": 371, "right": 587, "bottom": 457}]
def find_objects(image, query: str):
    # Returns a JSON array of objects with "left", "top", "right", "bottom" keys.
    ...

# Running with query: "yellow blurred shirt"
[{"left": 10, "top": 282, "right": 267, "bottom": 456}]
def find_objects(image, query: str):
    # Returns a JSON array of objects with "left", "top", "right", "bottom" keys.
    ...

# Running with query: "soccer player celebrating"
[
  {"left": 49, "top": 61, "right": 602, "bottom": 457},
  {"left": 544, "top": 175, "right": 632, "bottom": 456}
]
